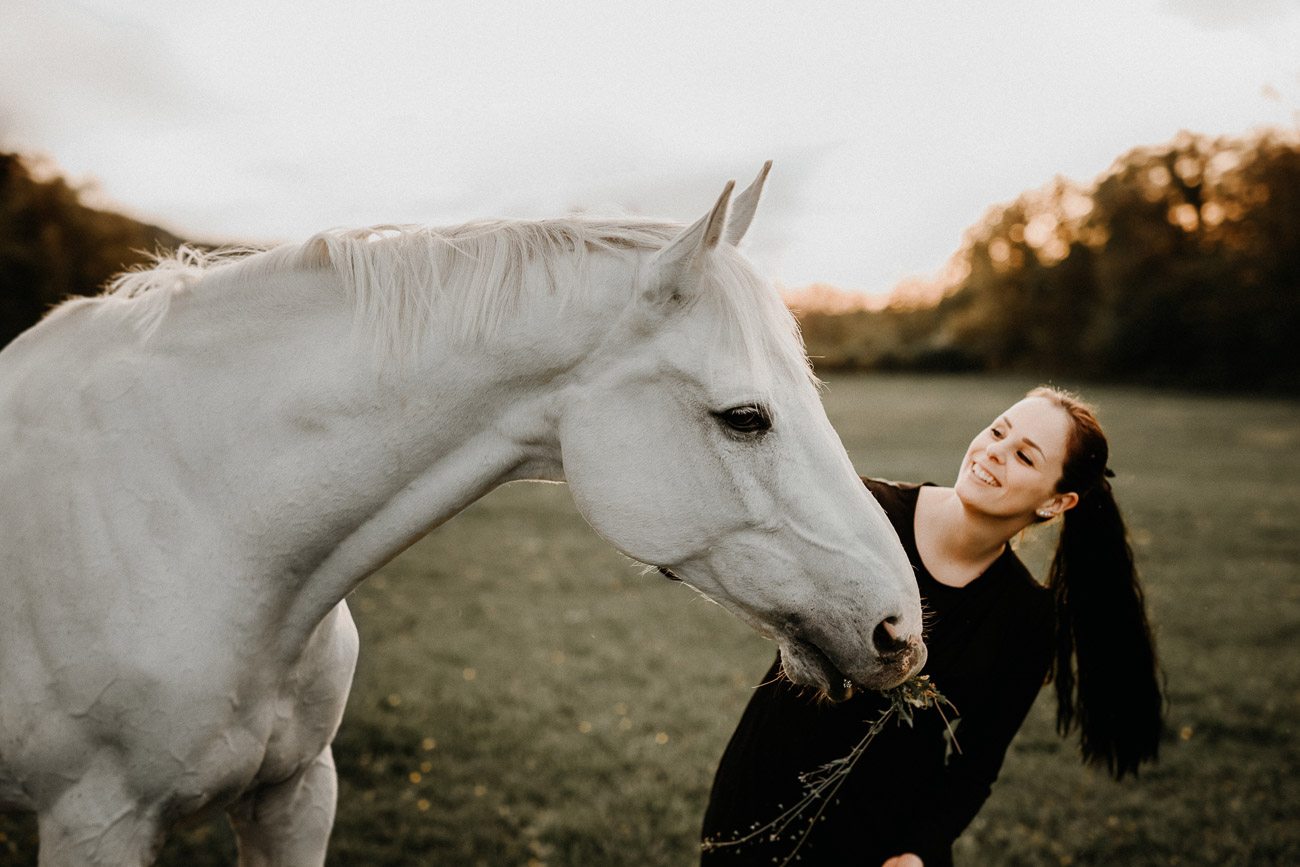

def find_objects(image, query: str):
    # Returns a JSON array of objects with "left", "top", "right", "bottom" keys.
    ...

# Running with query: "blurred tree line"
[
  {"left": 796, "top": 130, "right": 1300, "bottom": 393},
  {"left": 0, "top": 151, "right": 184, "bottom": 348},
  {"left": 5, "top": 134, "right": 1299, "bottom": 393}
]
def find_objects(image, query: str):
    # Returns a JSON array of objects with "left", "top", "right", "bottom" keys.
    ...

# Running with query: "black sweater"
[{"left": 701, "top": 479, "right": 1054, "bottom": 866}]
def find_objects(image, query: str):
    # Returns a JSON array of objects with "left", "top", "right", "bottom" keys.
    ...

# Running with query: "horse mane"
[{"left": 71, "top": 216, "right": 813, "bottom": 386}]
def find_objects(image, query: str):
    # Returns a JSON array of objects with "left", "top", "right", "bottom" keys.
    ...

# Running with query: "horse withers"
[{"left": 0, "top": 164, "right": 925, "bottom": 865}]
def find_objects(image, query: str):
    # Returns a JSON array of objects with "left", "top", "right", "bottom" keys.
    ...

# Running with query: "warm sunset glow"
[
  {"left": 781, "top": 255, "right": 967, "bottom": 314},
  {"left": 780, "top": 283, "right": 890, "bottom": 314},
  {"left": 989, "top": 239, "right": 1012, "bottom": 264},
  {"left": 1168, "top": 202, "right": 1200, "bottom": 231}
]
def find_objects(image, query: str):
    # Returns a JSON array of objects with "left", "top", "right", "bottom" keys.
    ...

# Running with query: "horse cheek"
[{"left": 560, "top": 404, "right": 712, "bottom": 567}]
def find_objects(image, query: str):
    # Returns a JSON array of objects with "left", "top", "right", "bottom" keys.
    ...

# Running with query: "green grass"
[{"left": 2, "top": 374, "right": 1297, "bottom": 865}]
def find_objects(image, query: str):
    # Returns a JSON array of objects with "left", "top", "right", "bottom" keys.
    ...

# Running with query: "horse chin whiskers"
[{"left": 781, "top": 637, "right": 855, "bottom": 703}]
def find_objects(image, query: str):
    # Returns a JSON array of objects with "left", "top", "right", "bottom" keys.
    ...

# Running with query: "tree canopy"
[{"left": 796, "top": 130, "right": 1300, "bottom": 393}]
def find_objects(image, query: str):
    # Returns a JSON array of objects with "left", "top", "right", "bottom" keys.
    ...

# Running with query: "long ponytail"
[{"left": 1030, "top": 387, "right": 1164, "bottom": 780}]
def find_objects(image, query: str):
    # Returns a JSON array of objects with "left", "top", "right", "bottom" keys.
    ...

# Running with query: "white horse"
[{"left": 0, "top": 164, "right": 925, "bottom": 865}]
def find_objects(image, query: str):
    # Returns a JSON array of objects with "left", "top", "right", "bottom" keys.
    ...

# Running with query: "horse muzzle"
[{"left": 780, "top": 625, "right": 927, "bottom": 701}]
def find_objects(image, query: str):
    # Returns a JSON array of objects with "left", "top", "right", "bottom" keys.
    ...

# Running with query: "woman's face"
[{"left": 954, "top": 397, "right": 1078, "bottom": 521}]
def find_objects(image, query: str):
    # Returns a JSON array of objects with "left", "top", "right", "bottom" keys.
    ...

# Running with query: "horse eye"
[{"left": 714, "top": 405, "right": 772, "bottom": 435}]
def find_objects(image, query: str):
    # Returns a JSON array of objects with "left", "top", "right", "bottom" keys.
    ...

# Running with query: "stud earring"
[{"left": 1037, "top": 509, "right": 1053, "bottom": 519}]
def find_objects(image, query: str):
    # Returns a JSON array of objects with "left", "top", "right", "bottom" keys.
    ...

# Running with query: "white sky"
[{"left": 2, "top": 0, "right": 1298, "bottom": 296}]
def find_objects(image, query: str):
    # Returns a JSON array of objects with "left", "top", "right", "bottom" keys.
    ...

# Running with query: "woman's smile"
[{"left": 970, "top": 461, "right": 1000, "bottom": 487}]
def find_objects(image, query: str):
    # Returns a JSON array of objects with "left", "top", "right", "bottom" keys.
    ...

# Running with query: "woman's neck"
[{"left": 914, "top": 486, "right": 1029, "bottom": 587}]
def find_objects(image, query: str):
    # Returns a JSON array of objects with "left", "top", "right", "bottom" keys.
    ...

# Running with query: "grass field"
[{"left": 2, "top": 373, "right": 1297, "bottom": 865}]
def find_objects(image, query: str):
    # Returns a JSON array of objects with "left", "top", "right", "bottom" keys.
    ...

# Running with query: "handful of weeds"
[{"left": 701, "top": 674, "right": 960, "bottom": 866}]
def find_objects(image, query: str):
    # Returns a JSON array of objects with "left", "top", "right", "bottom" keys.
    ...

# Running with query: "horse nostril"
[{"left": 872, "top": 616, "right": 910, "bottom": 657}]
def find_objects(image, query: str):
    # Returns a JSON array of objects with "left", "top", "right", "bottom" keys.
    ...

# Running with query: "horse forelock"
[
  {"left": 691, "top": 246, "right": 818, "bottom": 398},
  {"left": 69, "top": 217, "right": 813, "bottom": 387}
]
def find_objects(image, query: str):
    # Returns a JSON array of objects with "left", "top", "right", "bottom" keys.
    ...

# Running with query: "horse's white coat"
[{"left": 0, "top": 166, "right": 925, "bottom": 865}]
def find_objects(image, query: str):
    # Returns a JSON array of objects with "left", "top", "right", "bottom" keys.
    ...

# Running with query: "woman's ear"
[
  {"left": 1052, "top": 491, "right": 1080, "bottom": 516},
  {"left": 1036, "top": 492, "right": 1079, "bottom": 520}
]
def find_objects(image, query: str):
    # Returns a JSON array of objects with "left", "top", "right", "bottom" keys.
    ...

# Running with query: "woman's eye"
[
  {"left": 990, "top": 427, "right": 1004, "bottom": 438},
  {"left": 1017, "top": 451, "right": 1034, "bottom": 466},
  {"left": 714, "top": 405, "right": 772, "bottom": 434}
]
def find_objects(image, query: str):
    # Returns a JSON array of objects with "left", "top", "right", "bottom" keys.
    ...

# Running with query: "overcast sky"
[{"left": 2, "top": 0, "right": 1297, "bottom": 296}]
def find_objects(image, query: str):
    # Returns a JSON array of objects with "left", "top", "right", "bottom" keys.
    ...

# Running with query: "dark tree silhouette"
[{"left": 0, "top": 152, "right": 187, "bottom": 348}]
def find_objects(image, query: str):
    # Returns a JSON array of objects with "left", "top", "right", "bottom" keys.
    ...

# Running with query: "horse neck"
[{"left": 161, "top": 257, "right": 619, "bottom": 650}]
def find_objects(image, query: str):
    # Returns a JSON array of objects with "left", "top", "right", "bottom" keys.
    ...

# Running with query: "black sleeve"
[{"left": 895, "top": 591, "right": 1055, "bottom": 865}]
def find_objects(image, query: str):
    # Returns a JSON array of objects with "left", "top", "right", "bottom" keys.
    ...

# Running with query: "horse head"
[{"left": 558, "top": 164, "right": 926, "bottom": 697}]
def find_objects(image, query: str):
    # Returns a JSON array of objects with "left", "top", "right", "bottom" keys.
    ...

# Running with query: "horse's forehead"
[
  {"left": 639, "top": 339, "right": 809, "bottom": 410},
  {"left": 686, "top": 315, "right": 811, "bottom": 398}
]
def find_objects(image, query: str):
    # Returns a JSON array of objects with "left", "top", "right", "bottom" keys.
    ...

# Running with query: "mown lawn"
[{"left": 2, "top": 373, "right": 1297, "bottom": 865}]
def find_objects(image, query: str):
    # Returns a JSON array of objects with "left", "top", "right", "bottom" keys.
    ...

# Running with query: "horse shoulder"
[{"left": 247, "top": 602, "right": 360, "bottom": 789}]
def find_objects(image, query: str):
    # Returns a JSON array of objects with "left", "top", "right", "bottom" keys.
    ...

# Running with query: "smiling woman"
[
  {"left": 701, "top": 385, "right": 1164, "bottom": 867},
  {"left": 949, "top": 397, "right": 1081, "bottom": 530}
]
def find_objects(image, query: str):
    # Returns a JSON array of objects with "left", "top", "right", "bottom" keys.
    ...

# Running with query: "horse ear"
[
  {"left": 643, "top": 179, "right": 735, "bottom": 304},
  {"left": 724, "top": 160, "right": 772, "bottom": 246}
]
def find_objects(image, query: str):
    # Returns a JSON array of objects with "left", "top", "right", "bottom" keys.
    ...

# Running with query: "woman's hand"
[{"left": 881, "top": 854, "right": 923, "bottom": 867}]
